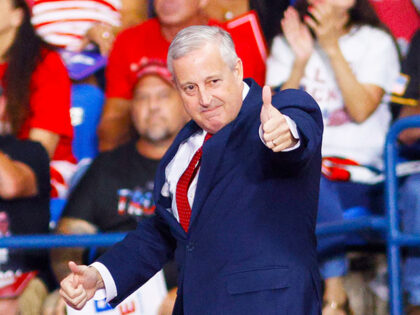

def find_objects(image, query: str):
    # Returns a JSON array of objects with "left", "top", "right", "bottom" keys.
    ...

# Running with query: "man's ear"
[{"left": 233, "top": 58, "right": 244, "bottom": 83}]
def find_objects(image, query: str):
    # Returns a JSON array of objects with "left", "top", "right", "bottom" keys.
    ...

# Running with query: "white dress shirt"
[{"left": 91, "top": 82, "right": 300, "bottom": 303}]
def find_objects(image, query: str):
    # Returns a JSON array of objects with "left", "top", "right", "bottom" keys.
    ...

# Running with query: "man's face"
[
  {"left": 154, "top": 0, "right": 205, "bottom": 27},
  {"left": 132, "top": 75, "right": 189, "bottom": 143},
  {"left": 173, "top": 43, "right": 244, "bottom": 134}
]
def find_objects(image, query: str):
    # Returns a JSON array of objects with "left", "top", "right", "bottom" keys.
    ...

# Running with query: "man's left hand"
[{"left": 260, "top": 86, "right": 298, "bottom": 152}]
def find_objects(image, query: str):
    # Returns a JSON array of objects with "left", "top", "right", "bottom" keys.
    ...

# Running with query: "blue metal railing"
[
  {"left": 0, "top": 233, "right": 126, "bottom": 248},
  {"left": 385, "top": 115, "right": 420, "bottom": 315}
]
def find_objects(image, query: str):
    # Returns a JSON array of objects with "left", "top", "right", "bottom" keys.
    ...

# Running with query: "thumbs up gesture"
[
  {"left": 59, "top": 261, "right": 104, "bottom": 310},
  {"left": 260, "top": 86, "right": 298, "bottom": 152}
]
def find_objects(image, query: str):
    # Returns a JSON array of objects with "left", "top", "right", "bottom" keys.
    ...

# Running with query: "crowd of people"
[{"left": 0, "top": 0, "right": 419, "bottom": 314}]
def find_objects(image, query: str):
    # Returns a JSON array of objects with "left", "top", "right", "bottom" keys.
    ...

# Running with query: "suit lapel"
[
  {"left": 153, "top": 121, "right": 200, "bottom": 238},
  {"left": 188, "top": 117, "right": 237, "bottom": 230}
]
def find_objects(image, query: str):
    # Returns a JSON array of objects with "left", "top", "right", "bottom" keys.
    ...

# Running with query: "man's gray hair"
[{"left": 167, "top": 25, "right": 238, "bottom": 75}]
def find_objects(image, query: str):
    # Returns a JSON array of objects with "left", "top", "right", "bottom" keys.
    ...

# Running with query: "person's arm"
[
  {"left": 51, "top": 218, "right": 98, "bottom": 282},
  {"left": 98, "top": 29, "right": 135, "bottom": 151},
  {"left": 319, "top": 44, "right": 384, "bottom": 123},
  {"left": 97, "top": 98, "right": 132, "bottom": 151},
  {"left": 305, "top": 2, "right": 386, "bottom": 123},
  {"left": 279, "top": 6, "right": 313, "bottom": 90},
  {"left": 0, "top": 151, "right": 37, "bottom": 199},
  {"left": 398, "top": 104, "right": 420, "bottom": 145},
  {"left": 96, "top": 214, "right": 176, "bottom": 306},
  {"left": 28, "top": 128, "right": 59, "bottom": 159},
  {"left": 60, "top": 214, "right": 176, "bottom": 309},
  {"left": 27, "top": 51, "right": 72, "bottom": 159}
]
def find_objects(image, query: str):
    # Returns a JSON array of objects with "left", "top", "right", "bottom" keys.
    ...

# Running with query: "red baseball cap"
[{"left": 135, "top": 58, "right": 173, "bottom": 86}]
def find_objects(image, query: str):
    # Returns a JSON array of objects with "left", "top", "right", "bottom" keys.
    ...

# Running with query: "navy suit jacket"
[{"left": 98, "top": 79, "right": 324, "bottom": 314}]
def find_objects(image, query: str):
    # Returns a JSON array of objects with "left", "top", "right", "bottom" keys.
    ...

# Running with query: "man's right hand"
[{"left": 59, "top": 261, "right": 104, "bottom": 310}]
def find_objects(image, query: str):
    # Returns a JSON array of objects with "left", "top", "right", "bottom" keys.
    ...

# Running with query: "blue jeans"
[
  {"left": 317, "top": 176, "right": 348, "bottom": 279},
  {"left": 400, "top": 173, "right": 420, "bottom": 305},
  {"left": 317, "top": 176, "right": 384, "bottom": 279}
]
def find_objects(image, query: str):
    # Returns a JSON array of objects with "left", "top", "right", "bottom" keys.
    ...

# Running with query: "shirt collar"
[{"left": 242, "top": 81, "right": 250, "bottom": 101}]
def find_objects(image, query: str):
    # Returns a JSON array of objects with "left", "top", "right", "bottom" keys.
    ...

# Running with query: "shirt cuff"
[
  {"left": 259, "top": 115, "right": 301, "bottom": 152},
  {"left": 90, "top": 262, "right": 117, "bottom": 303}
]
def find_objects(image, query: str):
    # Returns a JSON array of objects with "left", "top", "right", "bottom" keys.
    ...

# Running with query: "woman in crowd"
[
  {"left": 32, "top": 0, "right": 149, "bottom": 56},
  {"left": 266, "top": 0, "right": 400, "bottom": 314},
  {"left": 0, "top": 0, "right": 75, "bottom": 198}
]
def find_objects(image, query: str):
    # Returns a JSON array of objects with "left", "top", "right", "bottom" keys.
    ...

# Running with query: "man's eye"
[
  {"left": 158, "top": 91, "right": 170, "bottom": 99},
  {"left": 184, "top": 85, "right": 196, "bottom": 92},
  {"left": 134, "top": 95, "right": 147, "bottom": 101},
  {"left": 209, "top": 79, "right": 221, "bottom": 87}
]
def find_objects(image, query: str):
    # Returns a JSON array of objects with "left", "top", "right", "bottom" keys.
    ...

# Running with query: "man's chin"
[
  {"left": 143, "top": 130, "right": 172, "bottom": 143},
  {"left": 202, "top": 122, "right": 224, "bottom": 134}
]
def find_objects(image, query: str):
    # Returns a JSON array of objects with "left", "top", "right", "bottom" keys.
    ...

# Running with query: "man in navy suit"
[{"left": 60, "top": 25, "right": 323, "bottom": 314}]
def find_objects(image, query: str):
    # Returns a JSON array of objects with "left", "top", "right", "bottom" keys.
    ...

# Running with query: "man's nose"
[
  {"left": 148, "top": 97, "right": 161, "bottom": 111},
  {"left": 199, "top": 88, "right": 212, "bottom": 106}
]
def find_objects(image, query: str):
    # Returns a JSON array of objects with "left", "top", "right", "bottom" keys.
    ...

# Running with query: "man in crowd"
[
  {"left": 60, "top": 26, "right": 323, "bottom": 314},
  {"left": 45, "top": 61, "right": 189, "bottom": 314},
  {"left": 98, "top": 0, "right": 266, "bottom": 151}
]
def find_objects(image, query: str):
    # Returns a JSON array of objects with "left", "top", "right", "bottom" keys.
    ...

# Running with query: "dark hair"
[
  {"left": 250, "top": 0, "right": 290, "bottom": 50},
  {"left": 293, "top": 0, "right": 387, "bottom": 31},
  {"left": 3, "top": 0, "right": 43, "bottom": 134}
]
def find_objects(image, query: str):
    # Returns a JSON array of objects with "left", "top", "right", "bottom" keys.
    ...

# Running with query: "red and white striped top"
[{"left": 32, "top": 0, "right": 121, "bottom": 51}]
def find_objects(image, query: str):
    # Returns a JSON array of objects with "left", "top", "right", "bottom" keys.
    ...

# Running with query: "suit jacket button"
[{"left": 186, "top": 242, "right": 195, "bottom": 252}]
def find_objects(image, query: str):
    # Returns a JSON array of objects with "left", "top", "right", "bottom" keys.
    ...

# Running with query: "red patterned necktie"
[{"left": 176, "top": 133, "right": 212, "bottom": 232}]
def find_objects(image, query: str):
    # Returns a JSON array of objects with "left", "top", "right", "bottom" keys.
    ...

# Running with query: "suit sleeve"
[
  {"left": 96, "top": 212, "right": 176, "bottom": 306},
  {"left": 268, "top": 88, "right": 323, "bottom": 168}
]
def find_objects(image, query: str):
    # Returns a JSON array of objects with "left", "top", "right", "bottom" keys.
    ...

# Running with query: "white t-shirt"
[
  {"left": 32, "top": 0, "right": 121, "bottom": 51},
  {"left": 266, "top": 25, "right": 400, "bottom": 169}
]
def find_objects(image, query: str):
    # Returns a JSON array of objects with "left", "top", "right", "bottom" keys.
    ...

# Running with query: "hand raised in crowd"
[
  {"left": 260, "top": 86, "right": 298, "bottom": 152},
  {"left": 81, "top": 23, "right": 115, "bottom": 55},
  {"left": 282, "top": 6, "right": 314, "bottom": 63},
  {"left": 60, "top": 261, "right": 104, "bottom": 310},
  {"left": 304, "top": 1, "right": 346, "bottom": 56}
]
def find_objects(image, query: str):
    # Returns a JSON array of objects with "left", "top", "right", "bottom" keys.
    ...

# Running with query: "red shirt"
[
  {"left": 0, "top": 49, "right": 75, "bottom": 163},
  {"left": 369, "top": 0, "right": 420, "bottom": 43},
  {"left": 106, "top": 14, "right": 267, "bottom": 100}
]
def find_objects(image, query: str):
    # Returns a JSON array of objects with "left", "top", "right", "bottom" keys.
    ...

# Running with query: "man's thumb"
[
  {"left": 262, "top": 86, "right": 272, "bottom": 109},
  {"left": 261, "top": 86, "right": 273, "bottom": 124},
  {"left": 68, "top": 261, "right": 82, "bottom": 286}
]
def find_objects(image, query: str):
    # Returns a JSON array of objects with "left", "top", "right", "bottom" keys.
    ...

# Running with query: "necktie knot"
[{"left": 204, "top": 132, "right": 213, "bottom": 142}]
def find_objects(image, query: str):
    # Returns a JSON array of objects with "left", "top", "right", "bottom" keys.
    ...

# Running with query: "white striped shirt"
[{"left": 32, "top": 0, "right": 121, "bottom": 51}]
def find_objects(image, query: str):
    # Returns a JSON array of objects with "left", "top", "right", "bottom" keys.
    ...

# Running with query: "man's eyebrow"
[{"left": 178, "top": 74, "right": 221, "bottom": 87}]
